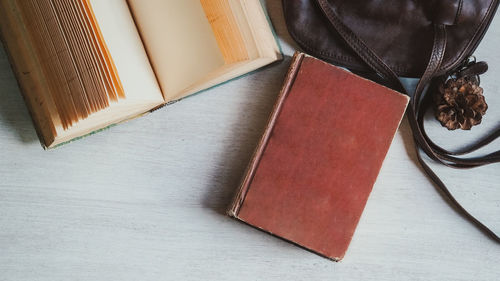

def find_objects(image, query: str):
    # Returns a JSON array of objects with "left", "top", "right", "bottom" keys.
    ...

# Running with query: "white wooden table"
[{"left": 1, "top": 3, "right": 499, "bottom": 281}]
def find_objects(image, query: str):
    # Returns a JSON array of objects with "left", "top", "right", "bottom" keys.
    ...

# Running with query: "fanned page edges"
[
  {"left": 16, "top": 0, "right": 124, "bottom": 130},
  {"left": 201, "top": 0, "right": 249, "bottom": 64}
]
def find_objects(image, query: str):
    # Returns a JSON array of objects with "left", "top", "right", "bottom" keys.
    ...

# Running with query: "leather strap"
[{"left": 315, "top": 0, "right": 500, "bottom": 242}]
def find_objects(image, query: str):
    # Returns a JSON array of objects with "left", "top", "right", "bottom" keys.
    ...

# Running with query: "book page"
[
  {"left": 127, "top": 0, "right": 225, "bottom": 99},
  {"left": 89, "top": 0, "right": 162, "bottom": 104},
  {"left": 49, "top": 0, "right": 164, "bottom": 146}
]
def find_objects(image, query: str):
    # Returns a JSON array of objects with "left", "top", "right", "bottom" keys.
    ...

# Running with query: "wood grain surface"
[{"left": 0, "top": 2, "right": 499, "bottom": 281}]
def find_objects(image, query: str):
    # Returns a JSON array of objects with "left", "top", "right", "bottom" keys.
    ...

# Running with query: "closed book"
[{"left": 228, "top": 52, "right": 409, "bottom": 261}]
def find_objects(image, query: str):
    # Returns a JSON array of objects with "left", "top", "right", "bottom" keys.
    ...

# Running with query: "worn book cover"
[{"left": 228, "top": 52, "right": 409, "bottom": 261}]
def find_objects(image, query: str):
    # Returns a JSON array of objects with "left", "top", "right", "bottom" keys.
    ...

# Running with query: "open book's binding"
[
  {"left": 49, "top": 55, "right": 283, "bottom": 150},
  {"left": 0, "top": 0, "right": 283, "bottom": 149},
  {"left": 228, "top": 52, "right": 409, "bottom": 261}
]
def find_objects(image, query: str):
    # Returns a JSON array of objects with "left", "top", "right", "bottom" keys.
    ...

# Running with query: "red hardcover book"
[{"left": 228, "top": 52, "right": 409, "bottom": 261}]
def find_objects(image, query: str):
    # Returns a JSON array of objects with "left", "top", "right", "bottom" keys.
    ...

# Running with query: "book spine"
[
  {"left": 0, "top": 0, "right": 53, "bottom": 149},
  {"left": 227, "top": 52, "right": 305, "bottom": 217},
  {"left": 258, "top": 0, "right": 284, "bottom": 58}
]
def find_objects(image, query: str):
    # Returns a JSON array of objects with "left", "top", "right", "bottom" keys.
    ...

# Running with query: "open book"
[{"left": 0, "top": 0, "right": 281, "bottom": 148}]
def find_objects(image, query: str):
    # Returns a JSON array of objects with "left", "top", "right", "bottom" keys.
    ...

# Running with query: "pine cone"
[{"left": 434, "top": 78, "right": 488, "bottom": 130}]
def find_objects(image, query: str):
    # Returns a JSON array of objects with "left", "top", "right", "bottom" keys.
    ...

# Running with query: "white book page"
[
  {"left": 52, "top": 0, "right": 164, "bottom": 146},
  {"left": 88, "top": 0, "right": 163, "bottom": 103},
  {"left": 127, "top": 0, "right": 225, "bottom": 100}
]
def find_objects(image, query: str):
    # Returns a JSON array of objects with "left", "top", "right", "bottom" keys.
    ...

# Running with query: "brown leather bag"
[{"left": 283, "top": 0, "right": 500, "bottom": 242}]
